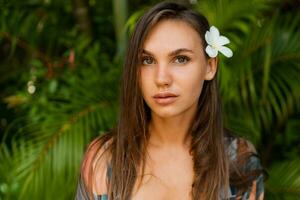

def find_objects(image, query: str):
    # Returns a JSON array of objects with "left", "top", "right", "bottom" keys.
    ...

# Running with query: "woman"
[{"left": 76, "top": 1, "right": 264, "bottom": 200}]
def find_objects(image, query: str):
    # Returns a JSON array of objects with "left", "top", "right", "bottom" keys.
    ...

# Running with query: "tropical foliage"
[{"left": 0, "top": 0, "right": 299, "bottom": 199}]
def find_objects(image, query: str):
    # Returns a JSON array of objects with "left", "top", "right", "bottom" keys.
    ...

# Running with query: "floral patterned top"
[{"left": 76, "top": 137, "right": 264, "bottom": 200}]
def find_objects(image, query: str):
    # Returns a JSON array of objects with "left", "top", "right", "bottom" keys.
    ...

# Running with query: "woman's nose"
[{"left": 155, "top": 63, "right": 172, "bottom": 87}]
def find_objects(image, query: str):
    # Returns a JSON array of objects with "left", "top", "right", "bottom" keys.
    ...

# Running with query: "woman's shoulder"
[
  {"left": 82, "top": 134, "right": 113, "bottom": 168},
  {"left": 81, "top": 133, "right": 114, "bottom": 195},
  {"left": 226, "top": 135, "right": 258, "bottom": 161},
  {"left": 85, "top": 134, "right": 113, "bottom": 159},
  {"left": 226, "top": 135, "right": 264, "bottom": 174},
  {"left": 225, "top": 134, "right": 265, "bottom": 199}
]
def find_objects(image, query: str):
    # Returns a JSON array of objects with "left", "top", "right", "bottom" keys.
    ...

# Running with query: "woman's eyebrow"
[{"left": 142, "top": 48, "right": 194, "bottom": 57}]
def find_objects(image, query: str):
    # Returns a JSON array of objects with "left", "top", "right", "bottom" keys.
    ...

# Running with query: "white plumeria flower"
[{"left": 205, "top": 26, "right": 233, "bottom": 58}]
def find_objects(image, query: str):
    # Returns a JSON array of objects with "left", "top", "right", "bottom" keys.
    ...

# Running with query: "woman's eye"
[
  {"left": 142, "top": 56, "right": 154, "bottom": 65},
  {"left": 174, "top": 55, "right": 190, "bottom": 64}
]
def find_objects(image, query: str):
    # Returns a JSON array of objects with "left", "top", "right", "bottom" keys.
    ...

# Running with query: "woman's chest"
[{"left": 131, "top": 149, "right": 194, "bottom": 200}]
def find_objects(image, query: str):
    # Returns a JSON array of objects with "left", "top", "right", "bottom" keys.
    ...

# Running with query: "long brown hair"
[{"left": 78, "top": 2, "right": 262, "bottom": 200}]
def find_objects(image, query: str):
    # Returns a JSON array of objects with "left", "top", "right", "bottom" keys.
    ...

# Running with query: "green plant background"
[{"left": 0, "top": 0, "right": 299, "bottom": 199}]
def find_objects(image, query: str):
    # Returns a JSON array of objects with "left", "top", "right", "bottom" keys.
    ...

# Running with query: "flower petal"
[
  {"left": 218, "top": 36, "right": 230, "bottom": 46},
  {"left": 205, "top": 45, "right": 218, "bottom": 58},
  {"left": 210, "top": 26, "right": 220, "bottom": 38},
  {"left": 219, "top": 46, "right": 233, "bottom": 58},
  {"left": 205, "top": 31, "right": 213, "bottom": 45}
]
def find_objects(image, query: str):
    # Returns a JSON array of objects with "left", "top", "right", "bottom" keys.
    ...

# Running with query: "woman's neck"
[{"left": 148, "top": 111, "right": 195, "bottom": 150}]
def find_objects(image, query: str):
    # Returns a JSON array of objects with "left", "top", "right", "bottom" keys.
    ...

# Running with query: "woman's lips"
[{"left": 152, "top": 92, "right": 179, "bottom": 105}]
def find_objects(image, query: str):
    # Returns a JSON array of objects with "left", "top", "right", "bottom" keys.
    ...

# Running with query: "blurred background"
[{"left": 0, "top": 0, "right": 300, "bottom": 199}]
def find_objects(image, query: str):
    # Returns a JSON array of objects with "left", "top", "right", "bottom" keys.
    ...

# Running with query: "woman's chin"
[{"left": 151, "top": 109, "right": 181, "bottom": 119}]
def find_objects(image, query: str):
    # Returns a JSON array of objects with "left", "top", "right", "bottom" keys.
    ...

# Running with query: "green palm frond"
[
  {"left": 217, "top": 10, "right": 300, "bottom": 141},
  {"left": 0, "top": 59, "right": 119, "bottom": 199},
  {"left": 196, "top": 0, "right": 269, "bottom": 34},
  {"left": 1, "top": 98, "right": 117, "bottom": 199},
  {"left": 266, "top": 159, "right": 300, "bottom": 199},
  {"left": 199, "top": 4, "right": 300, "bottom": 198}
]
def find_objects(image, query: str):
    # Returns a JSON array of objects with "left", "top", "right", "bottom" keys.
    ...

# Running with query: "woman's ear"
[{"left": 204, "top": 57, "right": 218, "bottom": 80}]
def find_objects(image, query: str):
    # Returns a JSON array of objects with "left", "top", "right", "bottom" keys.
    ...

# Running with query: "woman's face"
[{"left": 139, "top": 19, "right": 217, "bottom": 119}]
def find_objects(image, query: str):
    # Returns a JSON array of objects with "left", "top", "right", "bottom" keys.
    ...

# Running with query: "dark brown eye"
[
  {"left": 174, "top": 55, "right": 190, "bottom": 64},
  {"left": 142, "top": 56, "right": 154, "bottom": 65}
]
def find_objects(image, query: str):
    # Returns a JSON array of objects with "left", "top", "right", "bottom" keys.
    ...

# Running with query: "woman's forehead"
[{"left": 142, "top": 19, "right": 203, "bottom": 55}]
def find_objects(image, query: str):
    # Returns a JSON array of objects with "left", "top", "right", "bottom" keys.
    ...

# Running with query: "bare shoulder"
[{"left": 81, "top": 135, "right": 113, "bottom": 195}]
